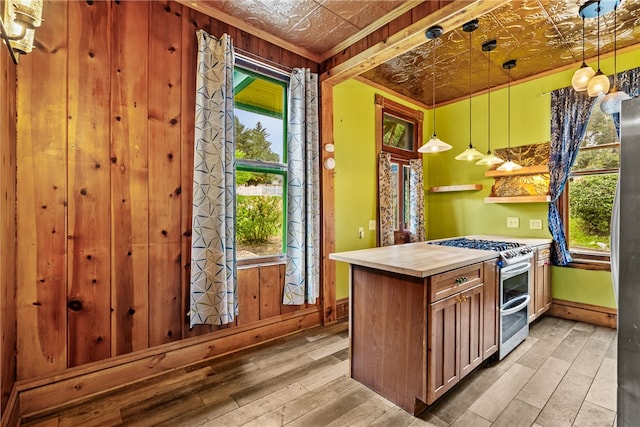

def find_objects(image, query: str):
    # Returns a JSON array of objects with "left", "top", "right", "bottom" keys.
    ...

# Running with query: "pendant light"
[
  {"left": 600, "top": 2, "right": 630, "bottom": 114},
  {"left": 497, "top": 59, "right": 522, "bottom": 172},
  {"left": 455, "top": 19, "right": 484, "bottom": 162},
  {"left": 476, "top": 39, "right": 504, "bottom": 166},
  {"left": 418, "top": 25, "right": 452, "bottom": 153},
  {"left": 586, "top": 1, "right": 610, "bottom": 97},
  {"left": 571, "top": 16, "right": 595, "bottom": 92}
]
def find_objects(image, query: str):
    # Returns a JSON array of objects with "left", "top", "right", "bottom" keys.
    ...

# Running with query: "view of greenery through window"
[
  {"left": 568, "top": 97, "right": 620, "bottom": 254},
  {"left": 234, "top": 67, "right": 287, "bottom": 260}
]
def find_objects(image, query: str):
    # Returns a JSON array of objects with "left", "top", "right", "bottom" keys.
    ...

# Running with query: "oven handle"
[
  {"left": 501, "top": 262, "right": 531, "bottom": 277},
  {"left": 500, "top": 294, "right": 531, "bottom": 316}
]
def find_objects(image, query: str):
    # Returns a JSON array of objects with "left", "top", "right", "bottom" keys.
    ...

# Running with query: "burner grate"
[{"left": 429, "top": 238, "right": 521, "bottom": 252}]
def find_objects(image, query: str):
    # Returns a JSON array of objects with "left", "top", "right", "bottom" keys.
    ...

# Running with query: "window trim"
[{"left": 234, "top": 62, "right": 289, "bottom": 263}]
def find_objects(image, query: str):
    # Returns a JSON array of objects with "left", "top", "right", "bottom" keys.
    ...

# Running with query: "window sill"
[
  {"left": 238, "top": 255, "right": 285, "bottom": 268},
  {"left": 566, "top": 251, "right": 611, "bottom": 271}
]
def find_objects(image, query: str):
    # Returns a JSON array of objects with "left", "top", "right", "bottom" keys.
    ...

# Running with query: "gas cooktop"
[{"left": 429, "top": 237, "right": 534, "bottom": 265}]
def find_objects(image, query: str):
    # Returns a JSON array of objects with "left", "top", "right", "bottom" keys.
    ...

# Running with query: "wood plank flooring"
[{"left": 20, "top": 316, "right": 617, "bottom": 427}]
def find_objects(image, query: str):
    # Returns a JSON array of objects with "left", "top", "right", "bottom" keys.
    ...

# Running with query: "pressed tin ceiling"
[{"left": 189, "top": 0, "right": 640, "bottom": 106}]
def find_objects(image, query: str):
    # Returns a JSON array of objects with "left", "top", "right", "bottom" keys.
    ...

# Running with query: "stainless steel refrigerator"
[{"left": 616, "top": 95, "right": 640, "bottom": 427}]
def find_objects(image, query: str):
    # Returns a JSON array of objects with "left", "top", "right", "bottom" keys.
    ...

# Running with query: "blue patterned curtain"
[
  {"left": 548, "top": 87, "right": 595, "bottom": 265},
  {"left": 408, "top": 158, "right": 426, "bottom": 242},
  {"left": 189, "top": 30, "right": 237, "bottom": 326},
  {"left": 610, "top": 67, "right": 640, "bottom": 137},
  {"left": 283, "top": 68, "right": 320, "bottom": 305},
  {"left": 378, "top": 153, "right": 395, "bottom": 246}
]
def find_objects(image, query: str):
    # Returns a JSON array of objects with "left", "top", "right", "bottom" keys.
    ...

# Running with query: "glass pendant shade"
[
  {"left": 455, "top": 145, "right": 484, "bottom": 161},
  {"left": 476, "top": 152, "right": 504, "bottom": 166},
  {"left": 418, "top": 134, "right": 452, "bottom": 153},
  {"left": 496, "top": 159, "right": 523, "bottom": 172},
  {"left": 600, "top": 87, "right": 631, "bottom": 114},
  {"left": 572, "top": 64, "right": 596, "bottom": 92},
  {"left": 587, "top": 71, "right": 610, "bottom": 97}
]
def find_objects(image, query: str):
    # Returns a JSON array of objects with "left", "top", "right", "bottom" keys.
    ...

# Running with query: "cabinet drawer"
[
  {"left": 538, "top": 246, "right": 551, "bottom": 260},
  {"left": 429, "top": 263, "right": 483, "bottom": 303}
]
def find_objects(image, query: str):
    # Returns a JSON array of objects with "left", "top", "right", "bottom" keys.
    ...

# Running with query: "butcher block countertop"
[
  {"left": 329, "top": 242, "right": 497, "bottom": 278},
  {"left": 329, "top": 235, "right": 552, "bottom": 278}
]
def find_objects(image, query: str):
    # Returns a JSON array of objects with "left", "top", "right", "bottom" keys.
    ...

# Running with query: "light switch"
[{"left": 358, "top": 227, "right": 364, "bottom": 239}]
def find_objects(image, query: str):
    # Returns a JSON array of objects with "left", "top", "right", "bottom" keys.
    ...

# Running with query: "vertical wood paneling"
[
  {"left": 181, "top": 6, "right": 211, "bottom": 338},
  {"left": 110, "top": 0, "right": 150, "bottom": 355},
  {"left": 66, "top": 0, "right": 112, "bottom": 367},
  {"left": 237, "top": 268, "right": 260, "bottom": 326},
  {"left": 0, "top": 36, "right": 17, "bottom": 412},
  {"left": 148, "top": 0, "right": 183, "bottom": 346},
  {"left": 259, "top": 265, "right": 282, "bottom": 319},
  {"left": 16, "top": 0, "right": 69, "bottom": 379}
]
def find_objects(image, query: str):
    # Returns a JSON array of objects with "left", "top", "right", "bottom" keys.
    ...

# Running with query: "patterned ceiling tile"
[
  {"left": 320, "top": 0, "right": 403, "bottom": 29},
  {"left": 289, "top": 5, "right": 360, "bottom": 51}
]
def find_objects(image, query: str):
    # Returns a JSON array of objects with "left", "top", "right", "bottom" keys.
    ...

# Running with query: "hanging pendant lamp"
[
  {"left": 477, "top": 39, "right": 504, "bottom": 166},
  {"left": 586, "top": 1, "right": 610, "bottom": 97},
  {"left": 418, "top": 25, "right": 452, "bottom": 153},
  {"left": 455, "top": 19, "right": 484, "bottom": 162},
  {"left": 600, "top": 2, "right": 630, "bottom": 114},
  {"left": 497, "top": 59, "right": 522, "bottom": 172},
  {"left": 571, "top": 16, "right": 595, "bottom": 92}
]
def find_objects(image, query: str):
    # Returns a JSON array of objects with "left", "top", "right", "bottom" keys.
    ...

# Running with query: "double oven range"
[{"left": 430, "top": 238, "right": 534, "bottom": 360}]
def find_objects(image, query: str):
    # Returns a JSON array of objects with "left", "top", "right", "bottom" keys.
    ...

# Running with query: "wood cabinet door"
[
  {"left": 460, "top": 284, "right": 484, "bottom": 379},
  {"left": 536, "top": 257, "right": 552, "bottom": 315},
  {"left": 427, "top": 293, "right": 460, "bottom": 404},
  {"left": 482, "top": 260, "right": 499, "bottom": 360}
]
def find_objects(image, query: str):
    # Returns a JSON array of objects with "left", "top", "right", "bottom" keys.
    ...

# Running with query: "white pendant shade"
[
  {"left": 587, "top": 71, "right": 610, "bottom": 97},
  {"left": 571, "top": 64, "right": 596, "bottom": 92},
  {"left": 496, "top": 159, "right": 522, "bottom": 172},
  {"left": 418, "top": 134, "right": 452, "bottom": 153},
  {"left": 476, "top": 152, "right": 504, "bottom": 166},
  {"left": 455, "top": 146, "right": 484, "bottom": 161},
  {"left": 601, "top": 87, "right": 631, "bottom": 115}
]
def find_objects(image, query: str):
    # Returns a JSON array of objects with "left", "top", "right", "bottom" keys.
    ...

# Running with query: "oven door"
[{"left": 499, "top": 262, "right": 532, "bottom": 360}]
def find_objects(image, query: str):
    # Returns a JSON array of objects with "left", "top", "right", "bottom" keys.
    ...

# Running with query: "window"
[
  {"left": 375, "top": 95, "right": 423, "bottom": 244},
  {"left": 233, "top": 64, "right": 288, "bottom": 262},
  {"left": 562, "top": 96, "right": 619, "bottom": 269}
]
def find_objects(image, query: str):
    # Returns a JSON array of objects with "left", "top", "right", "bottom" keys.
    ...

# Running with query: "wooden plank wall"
[
  {"left": 14, "top": 0, "right": 319, "bottom": 382},
  {"left": 0, "top": 31, "right": 18, "bottom": 414}
]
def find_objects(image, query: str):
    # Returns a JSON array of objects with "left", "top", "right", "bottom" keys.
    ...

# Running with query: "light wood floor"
[{"left": 21, "top": 315, "right": 617, "bottom": 427}]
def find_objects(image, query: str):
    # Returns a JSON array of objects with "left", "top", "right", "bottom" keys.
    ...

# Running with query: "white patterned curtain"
[
  {"left": 408, "top": 158, "right": 426, "bottom": 242},
  {"left": 378, "top": 153, "right": 395, "bottom": 246},
  {"left": 283, "top": 68, "right": 320, "bottom": 305},
  {"left": 189, "top": 30, "right": 237, "bottom": 326}
]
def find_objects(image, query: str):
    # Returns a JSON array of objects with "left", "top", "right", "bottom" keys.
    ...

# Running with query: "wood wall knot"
[{"left": 67, "top": 300, "right": 83, "bottom": 312}]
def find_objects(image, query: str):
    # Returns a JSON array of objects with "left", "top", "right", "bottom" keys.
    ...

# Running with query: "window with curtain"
[
  {"left": 233, "top": 64, "right": 289, "bottom": 263},
  {"left": 375, "top": 95, "right": 423, "bottom": 245},
  {"left": 561, "top": 95, "right": 619, "bottom": 268}
]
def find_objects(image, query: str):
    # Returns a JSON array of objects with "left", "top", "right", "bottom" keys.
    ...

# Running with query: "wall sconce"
[{"left": 1, "top": 0, "right": 43, "bottom": 64}]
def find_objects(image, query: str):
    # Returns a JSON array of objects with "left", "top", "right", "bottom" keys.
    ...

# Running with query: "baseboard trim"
[
  {"left": 11, "top": 308, "right": 322, "bottom": 421},
  {"left": 548, "top": 299, "right": 617, "bottom": 329},
  {"left": 1, "top": 386, "right": 19, "bottom": 427},
  {"left": 336, "top": 297, "right": 349, "bottom": 320}
]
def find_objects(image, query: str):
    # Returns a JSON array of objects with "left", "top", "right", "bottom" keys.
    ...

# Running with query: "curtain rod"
[{"left": 234, "top": 48, "right": 292, "bottom": 78}]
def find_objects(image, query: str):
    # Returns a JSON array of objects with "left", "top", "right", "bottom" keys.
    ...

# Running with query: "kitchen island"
[{"left": 330, "top": 242, "right": 501, "bottom": 415}]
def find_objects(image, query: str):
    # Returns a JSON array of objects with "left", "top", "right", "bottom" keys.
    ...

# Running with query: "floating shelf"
[
  {"left": 484, "top": 165, "right": 549, "bottom": 178},
  {"left": 429, "top": 184, "right": 483, "bottom": 193},
  {"left": 484, "top": 195, "right": 551, "bottom": 203}
]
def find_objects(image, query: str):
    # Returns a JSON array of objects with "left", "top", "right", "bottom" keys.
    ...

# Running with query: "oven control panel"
[{"left": 499, "top": 246, "right": 534, "bottom": 265}]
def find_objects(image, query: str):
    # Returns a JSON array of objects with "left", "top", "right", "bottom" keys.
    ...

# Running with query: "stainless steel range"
[{"left": 429, "top": 238, "right": 534, "bottom": 359}]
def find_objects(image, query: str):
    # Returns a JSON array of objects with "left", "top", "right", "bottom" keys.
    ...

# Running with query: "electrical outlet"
[
  {"left": 506, "top": 217, "right": 519, "bottom": 228},
  {"left": 368, "top": 220, "right": 376, "bottom": 231},
  {"left": 358, "top": 227, "right": 364, "bottom": 239},
  {"left": 530, "top": 219, "right": 543, "bottom": 230}
]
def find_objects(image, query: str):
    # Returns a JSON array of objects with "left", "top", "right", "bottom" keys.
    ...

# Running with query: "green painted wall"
[{"left": 332, "top": 48, "right": 638, "bottom": 306}]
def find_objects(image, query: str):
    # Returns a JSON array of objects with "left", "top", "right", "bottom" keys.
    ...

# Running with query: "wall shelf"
[
  {"left": 484, "top": 165, "right": 548, "bottom": 178},
  {"left": 429, "top": 184, "right": 483, "bottom": 193},
  {"left": 484, "top": 195, "right": 551, "bottom": 203}
]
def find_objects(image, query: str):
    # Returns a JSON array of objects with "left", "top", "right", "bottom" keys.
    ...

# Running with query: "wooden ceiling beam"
[{"left": 321, "top": 0, "right": 510, "bottom": 86}]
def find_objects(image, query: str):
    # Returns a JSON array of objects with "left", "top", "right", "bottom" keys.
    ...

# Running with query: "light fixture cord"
[
  {"left": 487, "top": 48, "right": 491, "bottom": 153},
  {"left": 469, "top": 28, "right": 472, "bottom": 148},
  {"left": 432, "top": 43, "right": 436, "bottom": 135},
  {"left": 581, "top": 17, "right": 586, "bottom": 64},
  {"left": 597, "top": 1, "right": 601, "bottom": 71},
  {"left": 508, "top": 66, "right": 511, "bottom": 150},
  {"left": 613, "top": 4, "right": 618, "bottom": 86}
]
